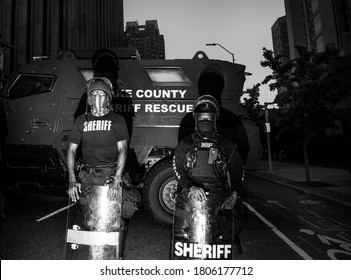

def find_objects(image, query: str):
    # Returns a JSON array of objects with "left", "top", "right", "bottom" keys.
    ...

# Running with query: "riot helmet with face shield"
[
  {"left": 86, "top": 77, "right": 114, "bottom": 116},
  {"left": 193, "top": 95, "right": 220, "bottom": 138}
]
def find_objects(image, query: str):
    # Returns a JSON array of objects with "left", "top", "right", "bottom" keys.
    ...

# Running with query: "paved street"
[
  {"left": 1, "top": 166, "right": 350, "bottom": 260},
  {"left": 239, "top": 174, "right": 351, "bottom": 260},
  {"left": 0, "top": 192, "right": 171, "bottom": 260}
]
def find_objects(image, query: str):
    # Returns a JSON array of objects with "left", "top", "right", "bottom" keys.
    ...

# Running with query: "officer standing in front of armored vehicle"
[
  {"left": 66, "top": 77, "right": 130, "bottom": 259},
  {"left": 172, "top": 95, "right": 244, "bottom": 259}
]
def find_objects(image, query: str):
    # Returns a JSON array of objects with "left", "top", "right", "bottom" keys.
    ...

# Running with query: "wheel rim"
[{"left": 159, "top": 177, "right": 177, "bottom": 214}]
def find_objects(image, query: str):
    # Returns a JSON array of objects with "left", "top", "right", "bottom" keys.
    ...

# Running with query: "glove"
[
  {"left": 188, "top": 186, "right": 207, "bottom": 202},
  {"left": 68, "top": 180, "right": 81, "bottom": 202},
  {"left": 221, "top": 192, "right": 238, "bottom": 210}
]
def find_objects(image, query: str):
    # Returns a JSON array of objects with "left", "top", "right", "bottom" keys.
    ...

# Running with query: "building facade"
[
  {"left": 125, "top": 20, "right": 165, "bottom": 59},
  {"left": 271, "top": 0, "right": 351, "bottom": 163},
  {"left": 284, "top": 0, "right": 351, "bottom": 58},
  {"left": 271, "top": 16, "right": 290, "bottom": 64},
  {"left": 0, "top": 0, "right": 124, "bottom": 77}
]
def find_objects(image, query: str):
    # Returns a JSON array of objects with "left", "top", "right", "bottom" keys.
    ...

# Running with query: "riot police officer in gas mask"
[
  {"left": 172, "top": 95, "right": 244, "bottom": 260},
  {"left": 66, "top": 77, "right": 137, "bottom": 260}
]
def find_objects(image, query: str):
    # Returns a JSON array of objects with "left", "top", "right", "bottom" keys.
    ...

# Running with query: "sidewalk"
[{"left": 246, "top": 160, "right": 351, "bottom": 209}]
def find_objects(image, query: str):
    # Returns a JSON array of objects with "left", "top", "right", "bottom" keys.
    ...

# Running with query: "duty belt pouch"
[
  {"left": 121, "top": 173, "right": 141, "bottom": 219},
  {"left": 122, "top": 188, "right": 140, "bottom": 218}
]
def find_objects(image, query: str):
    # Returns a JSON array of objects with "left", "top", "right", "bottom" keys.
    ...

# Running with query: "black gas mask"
[
  {"left": 195, "top": 112, "right": 217, "bottom": 138},
  {"left": 193, "top": 95, "right": 220, "bottom": 139}
]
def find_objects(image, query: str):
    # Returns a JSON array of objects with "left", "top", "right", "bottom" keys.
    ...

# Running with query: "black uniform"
[{"left": 172, "top": 132, "right": 244, "bottom": 259}]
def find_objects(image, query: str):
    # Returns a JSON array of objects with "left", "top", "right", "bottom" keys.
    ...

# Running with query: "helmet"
[
  {"left": 193, "top": 95, "right": 220, "bottom": 117},
  {"left": 86, "top": 77, "right": 114, "bottom": 116},
  {"left": 86, "top": 76, "right": 114, "bottom": 99},
  {"left": 193, "top": 95, "right": 220, "bottom": 138}
]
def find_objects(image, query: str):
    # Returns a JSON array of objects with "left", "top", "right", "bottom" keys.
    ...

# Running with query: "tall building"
[
  {"left": 284, "top": 0, "right": 351, "bottom": 59},
  {"left": 0, "top": 0, "right": 124, "bottom": 77},
  {"left": 125, "top": 20, "right": 165, "bottom": 59},
  {"left": 272, "top": 0, "right": 351, "bottom": 138},
  {"left": 271, "top": 16, "right": 290, "bottom": 63}
]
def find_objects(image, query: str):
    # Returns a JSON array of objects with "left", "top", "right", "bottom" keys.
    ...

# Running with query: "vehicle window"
[
  {"left": 8, "top": 74, "right": 56, "bottom": 99},
  {"left": 144, "top": 67, "right": 192, "bottom": 86},
  {"left": 78, "top": 68, "right": 126, "bottom": 86}
]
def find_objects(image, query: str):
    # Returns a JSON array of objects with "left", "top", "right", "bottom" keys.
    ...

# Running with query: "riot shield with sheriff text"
[
  {"left": 171, "top": 189, "right": 235, "bottom": 260},
  {"left": 64, "top": 184, "right": 123, "bottom": 260}
]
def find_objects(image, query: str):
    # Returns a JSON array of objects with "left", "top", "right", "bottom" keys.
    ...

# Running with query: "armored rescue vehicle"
[{"left": 4, "top": 48, "right": 260, "bottom": 225}]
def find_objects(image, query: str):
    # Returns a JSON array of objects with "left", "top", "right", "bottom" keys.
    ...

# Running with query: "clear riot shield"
[
  {"left": 171, "top": 189, "right": 235, "bottom": 260},
  {"left": 64, "top": 184, "right": 123, "bottom": 260}
]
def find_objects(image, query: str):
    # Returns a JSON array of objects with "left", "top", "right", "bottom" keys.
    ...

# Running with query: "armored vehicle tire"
[{"left": 144, "top": 157, "right": 177, "bottom": 226}]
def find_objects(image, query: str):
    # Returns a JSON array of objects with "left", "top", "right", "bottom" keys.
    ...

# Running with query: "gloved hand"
[
  {"left": 107, "top": 176, "right": 123, "bottom": 201},
  {"left": 68, "top": 180, "right": 81, "bottom": 202},
  {"left": 188, "top": 186, "right": 207, "bottom": 202},
  {"left": 221, "top": 192, "right": 238, "bottom": 210}
]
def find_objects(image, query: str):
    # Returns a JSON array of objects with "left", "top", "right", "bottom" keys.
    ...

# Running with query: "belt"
[
  {"left": 82, "top": 164, "right": 116, "bottom": 173},
  {"left": 202, "top": 182, "right": 223, "bottom": 188}
]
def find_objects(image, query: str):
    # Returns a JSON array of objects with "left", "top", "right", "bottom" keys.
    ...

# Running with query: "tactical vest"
[{"left": 185, "top": 133, "right": 229, "bottom": 184}]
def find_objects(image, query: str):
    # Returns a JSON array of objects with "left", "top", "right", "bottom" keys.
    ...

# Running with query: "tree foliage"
[
  {"left": 260, "top": 46, "right": 348, "bottom": 184},
  {"left": 241, "top": 83, "right": 264, "bottom": 125},
  {"left": 262, "top": 46, "right": 346, "bottom": 141}
]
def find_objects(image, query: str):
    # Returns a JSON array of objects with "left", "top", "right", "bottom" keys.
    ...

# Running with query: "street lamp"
[
  {"left": 206, "top": 43, "right": 235, "bottom": 63},
  {"left": 264, "top": 102, "right": 277, "bottom": 175}
]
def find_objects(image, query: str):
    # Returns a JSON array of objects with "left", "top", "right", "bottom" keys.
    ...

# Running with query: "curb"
[{"left": 246, "top": 172, "right": 351, "bottom": 209}]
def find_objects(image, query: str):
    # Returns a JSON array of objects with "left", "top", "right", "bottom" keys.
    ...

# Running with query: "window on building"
[
  {"left": 314, "top": 14, "right": 322, "bottom": 35},
  {"left": 311, "top": 0, "right": 319, "bottom": 13},
  {"left": 8, "top": 74, "right": 56, "bottom": 99},
  {"left": 316, "top": 36, "right": 325, "bottom": 52},
  {"left": 325, "top": 120, "right": 343, "bottom": 136}
]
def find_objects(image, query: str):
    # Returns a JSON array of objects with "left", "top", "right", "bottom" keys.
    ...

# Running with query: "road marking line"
[{"left": 243, "top": 201, "right": 313, "bottom": 260}]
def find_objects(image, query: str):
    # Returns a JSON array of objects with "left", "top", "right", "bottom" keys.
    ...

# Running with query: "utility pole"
[{"left": 264, "top": 102, "right": 274, "bottom": 174}]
